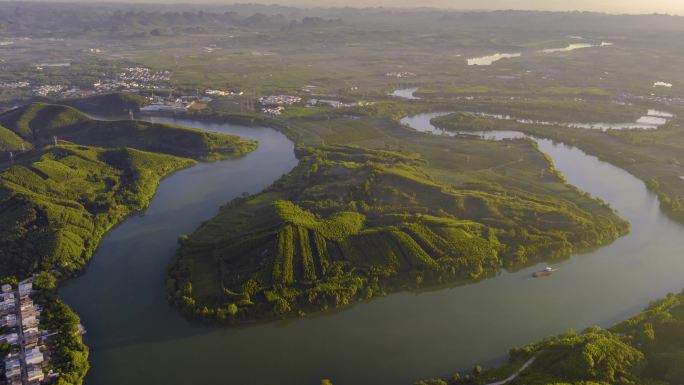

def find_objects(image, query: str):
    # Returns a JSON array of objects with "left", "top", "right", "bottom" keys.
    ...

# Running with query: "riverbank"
[
  {"left": 418, "top": 289, "right": 684, "bottom": 385},
  {"left": 168, "top": 138, "right": 627, "bottom": 324},
  {"left": 54, "top": 113, "right": 684, "bottom": 385},
  {"left": 429, "top": 112, "right": 684, "bottom": 226}
]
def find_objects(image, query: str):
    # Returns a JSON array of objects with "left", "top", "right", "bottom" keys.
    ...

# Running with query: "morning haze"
[
  {"left": 66, "top": 0, "right": 684, "bottom": 15},
  {"left": 1, "top": 1, "right": 684, "bottom": 385}
]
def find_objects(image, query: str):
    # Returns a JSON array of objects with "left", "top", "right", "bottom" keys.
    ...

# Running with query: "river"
[{"left": 60, "top": 115, "right": 684, "bottom": 385}]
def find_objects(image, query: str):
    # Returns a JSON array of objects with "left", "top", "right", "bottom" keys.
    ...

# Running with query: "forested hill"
[
  {"left": 168, "top": 145, "right": 628, "bottom": 323},
  {"left": 0, "top": 102, "right": 256, "bottom": 161},
  {"left": 0, "top": 102, "right": 257, "bottom": 280}
]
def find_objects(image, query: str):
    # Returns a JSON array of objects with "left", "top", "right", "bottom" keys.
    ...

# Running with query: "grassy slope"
[
  {"left": 0, "top": 102, "right": 257, "bottom": 160},
  {"left": 0, "top": 144, "right": 195, "bottom": 278},
  {"left": 169, "top": 144, "right": 627, "bottom": 323},
  {"left": 421, "top": 290, "right": 684, "bottom": 385},
  {"left": 65, "top": 92, "right": 150, "bottom": 115},
  {"left": 0, "top": 102, "right": 258, "bottom": 385},
  {"left": 0, "top": 125, "right": 32, "bottom": 153},
  {"left": 0, "top": 103, "right": 258, "bottom": 279}
]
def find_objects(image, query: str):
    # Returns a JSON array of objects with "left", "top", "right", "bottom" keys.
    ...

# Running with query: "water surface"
[
  {"left": 467, "top": 53, "right": 521, "bottom": 66},
  {"left": 390, "top": 87, "right": 420, "bottom": 100},
  {"left": 404, "top": 109, "right": 675, "bottom": 131},
  {"left": 61, "top": 115, "right": 684, "bottom": 385}
]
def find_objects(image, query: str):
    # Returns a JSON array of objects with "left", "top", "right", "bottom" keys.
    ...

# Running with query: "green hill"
[
  {"left": 0, "top": 125, "right": 32, "bottom": 154},
  {"left": 0, "top": 102, "right": 256, "bottom": 160},
  {"left": 66, "top": 92, "right": 150, "bottom": 115},
  {"left": 0, "top": 103, "right": 91, "bottom": 141},
  {"left": 423, "top": 290, "right": 684, "bottom": 385},
  {"left": 0, "top": 145, "right": 195, "bottom": 278},
  {"left": 0, "top": 102, "right": 257, "bottom": 279},
  {"left": 168, "top": 145, "right": 627, "bottom": 323}
]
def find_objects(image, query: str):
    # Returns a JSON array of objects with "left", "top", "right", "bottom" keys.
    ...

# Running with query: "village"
[
  {"left": 0, "top": 281, "right": 58, "bottom": 385},
  {"left": 0, "top": 62, "right": 378, "bottom": 117}
]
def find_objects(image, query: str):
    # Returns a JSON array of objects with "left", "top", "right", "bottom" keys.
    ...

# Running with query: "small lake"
[
  {"left": 539, "top": 42, "right": 614, "bottom": 53},
  {"left": 467, "top": 53, "right": 521, "bottom": 66},
  {"left": 60, "top": 115, "right": 684, "bottom": 385},
  {"left": 390, "top": 87, "right": 420, "bottom": 99}
]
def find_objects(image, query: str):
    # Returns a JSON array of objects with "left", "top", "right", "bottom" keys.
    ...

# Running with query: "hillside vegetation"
[
  {"left": 0, "top": 103, "right": 256, "bottom": 160},
  {"left": 0, "top": 102, "right": 257, "bottom": 385},
  {"left": 0, "top": 103, "right": 257, "bottom": 279},
  {"left": 432, "top": 111, "right": 684, "bottom": 225},
  {"left": 420, "top": 290, "right": 684, "bottom": 385},
  {"left": 0, "top": 145, "right": 194, "bottom": 278},
  {"left": 65, "top": 92, "right": 150, "bottom": 116},
  {"left": 168, "top": 145, "right": 627, "bottom": 323},
  {"left": 0, "top": 125, "right": 32, "bottom": 153}
]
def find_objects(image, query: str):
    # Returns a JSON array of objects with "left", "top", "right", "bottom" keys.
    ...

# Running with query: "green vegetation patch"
[
  {"left": 431, "top": 290, "right": 684, "bottom": 385},
  {"left": 0, "top": 103, "right": 257, "bottom": 161},
  {"left": 168, "top": 145, "right": 627, "bottom": 324},
  {"left": 0, "top": 145, "right": 195, "bottom": 278}
]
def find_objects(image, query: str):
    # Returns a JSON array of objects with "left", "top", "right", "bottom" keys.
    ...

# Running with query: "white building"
[
  {"left": 27, "top": 366, "right": 45, "bottom": 382},
  {"left": 24, "top": 348, "right": 44, "bottom": 365},
  {"left": 0, "top": 333, "right": 19, "bottom": 345},
  {"left": 18, "top": 282, "right": 32, "bottom": 297},
  {"left": 1, "top": 314, "right": 17, "bottom": 328}
]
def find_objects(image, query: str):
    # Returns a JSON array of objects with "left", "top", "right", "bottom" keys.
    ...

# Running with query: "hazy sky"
[
  {"left": 256, "top": 1, "right": 683, "bottom": 14},
  {"left": 140, "top": 0, "right": 684, "bottom": 15}
]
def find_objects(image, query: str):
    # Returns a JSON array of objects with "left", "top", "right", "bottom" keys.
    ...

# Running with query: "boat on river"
[{"left": 533, "top": 266, "right": 558, "bottom": 278}]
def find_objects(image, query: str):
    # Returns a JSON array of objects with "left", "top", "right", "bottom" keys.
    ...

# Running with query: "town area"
[{"left": 1, "top": 281, "right": 58, "bottom": 385}]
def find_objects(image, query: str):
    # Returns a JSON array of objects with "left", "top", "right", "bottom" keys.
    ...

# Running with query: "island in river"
[{"left": 169, "top": 132, "right": 628, "bottom": 323}]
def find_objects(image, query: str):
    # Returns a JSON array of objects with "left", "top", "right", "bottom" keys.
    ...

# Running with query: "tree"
[
  {"left": 34, "top": 271, "right": 57, "bottom": 290},
  {"left": 227, "top": 303, "right": 238, "bottom": 316},
  {"left": 473, "top": 365, "right": 482, "bottom": 376}
]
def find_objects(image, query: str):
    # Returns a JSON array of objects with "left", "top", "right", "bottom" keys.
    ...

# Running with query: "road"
[
  {"left": 14, "top": 290, "right": 28, "bottom": 385},
  {"left": 484, "top": 352, "right": 540, "bottom": 385}
]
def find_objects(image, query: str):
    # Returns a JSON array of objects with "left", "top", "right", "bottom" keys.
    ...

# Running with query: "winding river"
[{"left": 60, "top": 115, "right": 684, "bottom": 385}]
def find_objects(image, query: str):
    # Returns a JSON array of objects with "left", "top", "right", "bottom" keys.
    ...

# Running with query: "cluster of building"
[
  {"left": 0, "top": 82, "right": 30, "bottom": 90},
  {"left": 259, "top": 95, "right": 302, "bottom": 105},
  {"left": 1, "top": 281, "right": 52, "bottom": 385},
  {"left": 32, "top": 85, "right": 66, "bottom": 97},
  {"left": 258, "top": 95, "right": 303, "bottom": 115},
  {"left": 261, "top": 106, "right": 285, "bottom": 116},
  {"left": 119, "top": 67, "right": 171, "bottom": 84},
  {"left": 94, "top": 67, "right": 171, "bottom": 92},
  {"left": 205, "top": 89, "right": 243, "bottom": 97},
  {"left": 306, "top": 98, "right": 372, "bottom": 109},
  {"left": 140, "top": 94, "right": 213, "bottom": 113},
  {"left": 385, "top": 71, "right": 417, "bottom": 78}
]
